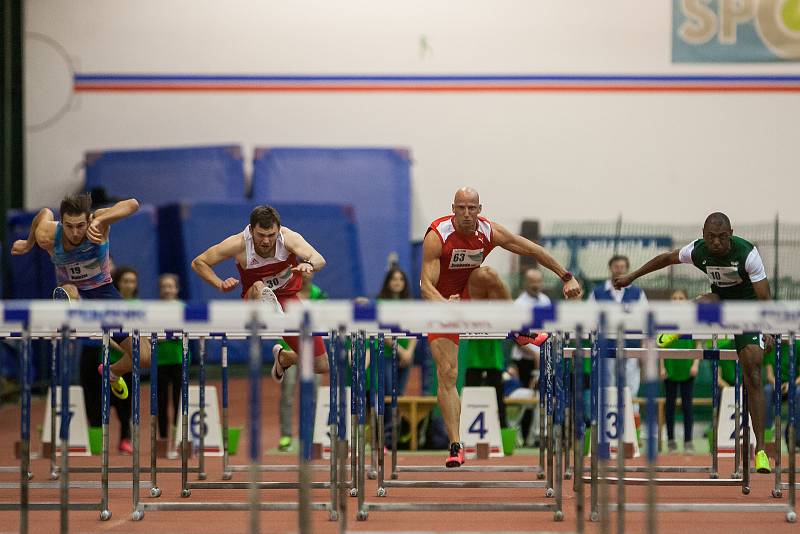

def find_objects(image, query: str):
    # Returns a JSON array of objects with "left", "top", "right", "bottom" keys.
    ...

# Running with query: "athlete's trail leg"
[
  {"left": 467, "top": 267, "right": 511, "bottom": 300},
  {"left": 430, "top": 338, "right": 461, "bottom": 443},
  {"left": 740, "top": 345, "right": 766, "bottom": 451}
]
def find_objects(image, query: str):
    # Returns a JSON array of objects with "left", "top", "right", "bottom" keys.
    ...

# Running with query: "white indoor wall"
[{"left": 24, "top": 0, "right": 800, "bottom": 276}]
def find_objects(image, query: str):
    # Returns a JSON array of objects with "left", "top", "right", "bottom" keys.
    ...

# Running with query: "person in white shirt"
[
  {"left": 512, "top": 267, "right": 551, "bottom": 445},
  {"left": 589, "top": 255, "right": 647, "bottom": 402}
]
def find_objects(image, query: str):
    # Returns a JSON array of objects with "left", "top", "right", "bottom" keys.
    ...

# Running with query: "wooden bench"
[
  {"left": 385, "top": 396, "right": 437, "bottom": 451},
  {"left": 387, "top": 395, "right": 713, "bottom": 452}
]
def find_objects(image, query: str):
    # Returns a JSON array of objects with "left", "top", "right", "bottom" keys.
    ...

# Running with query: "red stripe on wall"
[{"left": 73, "top": 84, "right": 800, "bottom": 93}]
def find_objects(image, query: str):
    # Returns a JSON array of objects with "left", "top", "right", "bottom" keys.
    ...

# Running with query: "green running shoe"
[
  {"left": 98, "top": 364, "right": 129, "bottom": 400},
  {"left": 657, "top": 333, "right": 680, "bottom": 348},
  {"left": 755, "top": 449, "right": 772, "bottom": 474}
]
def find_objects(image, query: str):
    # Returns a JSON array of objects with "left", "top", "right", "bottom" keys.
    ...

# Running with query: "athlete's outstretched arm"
[
  {"left": 491, "top": 222, "right": 582, "bottom": 299},
  {"left": 191, "top": 234, "right": 243, "bottom": 292},
  {"left": 282, "top": 228, "right": 326, "bottom": 274},
  {"left": 752, "top": 279, "right": 775, "bottom": 351},
  {"left": 11, "top": 208, "right": 55, "bottom": 255},
  {"left": 420, "top": 231, "right": 448, "bottom": 302},
  {"left": 753, "top": 279, "right": 771, "bottom": 301},
  {"left": 88, "top": 198, "right": 140, "bottom": 243},
  {"left": 613, "top": 250, "right": 680, "bottom": 289},
  {"left": 747, "top": 246, "right": 772, "bottom": 301}
]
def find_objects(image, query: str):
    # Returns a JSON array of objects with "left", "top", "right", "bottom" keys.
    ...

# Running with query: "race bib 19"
[
  {"left": 449, "top": 248, "right": 484, "bottom": 270},
  {"left": 706, "top": 266, "right": 742, "bottom": 287},
  {"left": 65, "top": 259, "right": 102, "bottom": 282}
]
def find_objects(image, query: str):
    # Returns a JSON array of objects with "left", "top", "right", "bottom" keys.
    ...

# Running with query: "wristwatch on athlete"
[
  {"left": 560, "top": 271, "right": 574, "bottom": 283},
  {"left": 301, "top": 259, "right": 314, "bottom": 271}
]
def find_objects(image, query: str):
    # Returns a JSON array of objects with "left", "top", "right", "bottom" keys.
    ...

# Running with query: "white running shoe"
[
  {"left": 259, "top": 286, "right": 284, "bottom": 315},
  {"left": 271, "top": 344, "right": 286, "bottom": 383},
  {"left": 52, "top": 286, "right": 71, "bottom": 301}
]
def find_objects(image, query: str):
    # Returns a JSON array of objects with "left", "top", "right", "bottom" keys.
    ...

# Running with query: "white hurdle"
[
  {"left": 358, "top": 300, "right": 568, "bottom": 520},
  {"left": 530, "top": 300, "right": 798, "bottom": 529},
  {"left": 1, "top": 299, "right": 798, "bottom": 533}
]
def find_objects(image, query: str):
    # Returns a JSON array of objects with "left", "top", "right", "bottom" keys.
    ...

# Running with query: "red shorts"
[
  {"left": 250, "top": 291, "right": 328, "bottom": 358},
  {"left": 428, "top": 285, "right": 471, "bottom": 345},
  {"left": 282, "top": 334, "right": 327, "bottom": 358},
  {"left": 428, "top": 332, "right": 460, "bottom": 345}
]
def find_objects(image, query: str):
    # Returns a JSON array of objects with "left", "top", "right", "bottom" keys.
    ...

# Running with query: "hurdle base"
[
  {"left": 584, "top": 476, "right": 745, "bottom": 486},
  {"left": 0, "top": 480, "right": 152, "bottom": 490},
  {"left": 139, "top": 501, "right": 332, "bottom": 512},
  {"left": 188, "top": 481, "right": 334, "bottom": 490},
  {"left": 607, "top": 502, "right": 792, "bottom": 514},
  {"left": 365, "top": 502, "right": 559, "bottom": 513},
  {"left": 68, "top": 465, "right": 200, "bottom": 474},
  {"left": 395, "top": 465, "right": 541, "bottom": 473},
  {"left": 0, "top": 502, "right": 104, "bottom": 511},
  {"left": 383, "top": 480, "right": 549, "bottom": 489}
]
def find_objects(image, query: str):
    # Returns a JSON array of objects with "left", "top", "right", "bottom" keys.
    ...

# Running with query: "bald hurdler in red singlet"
[
  {"left": 192, "top": 205, "right": 329, "bottom": 381},
  {"left": 421, "top": 187, "right": 583, "bottom": 467}
]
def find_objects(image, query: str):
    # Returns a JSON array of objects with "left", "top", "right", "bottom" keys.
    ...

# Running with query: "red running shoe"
[
  {"left": 445, "top": 442, "right": 465, "bottom": 468},
  {"left": 513, "top": 332, "right": 550, "bottom": 347},
  {"left": 118, "top": 438, "right": 133, "bottom": 455}
]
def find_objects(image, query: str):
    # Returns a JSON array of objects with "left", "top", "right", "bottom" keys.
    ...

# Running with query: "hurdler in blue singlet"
[{"left": 51, "top": 222, "right": 114, "bottom": 296}]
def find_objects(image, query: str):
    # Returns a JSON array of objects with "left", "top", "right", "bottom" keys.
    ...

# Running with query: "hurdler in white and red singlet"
[
  {"left": 236, "top": 225, "right": 326, "bottom": 357},
  {"left": 426, "top": 214, "right": 495, "bottom": 344}
]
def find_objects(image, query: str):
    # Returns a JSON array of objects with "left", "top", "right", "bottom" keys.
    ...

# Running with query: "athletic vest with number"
[
  {"left": 236, "top": 225, "right": 302, "bottom": 298},
  {"left": 52, "top": 223, "right": 112, "bottom": 290},
  {"left": 688, "top": 236, "right": 757, "bottom": 300},
  {"left": 427, "top": 215, "right": 495, "bottom": 298}
]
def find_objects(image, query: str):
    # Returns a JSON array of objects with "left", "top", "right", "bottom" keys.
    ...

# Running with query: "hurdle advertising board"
[
  {"left": 460, "top": 387, "right": 504, "bottom": 458},
  {"left": 42, "top": 386, "right": 91, "bottom": 456},
  {"left": 174, "top": 385, "right": 223, "bottom": 456},
  {"left": 717, "top": 386, "right": 757, "bottom": 457},
  {"left": 313, "top": 386, "right": 352, "bottom": 458}
]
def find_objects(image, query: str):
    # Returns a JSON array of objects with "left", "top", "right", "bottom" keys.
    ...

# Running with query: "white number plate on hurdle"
[
  {"left": 28, "top": 301, "right": 186, "bottom": 332},
  {"left": 205, "top": 301, "right": 302, "bottom": 333},
  {"left": 0, "top": 302, "right": 24, "bottom": 333},
  {"left": 313, "top": 386, "right": 351, "bottom": 459},
  {"left": 286, "top": 300, "right": 352, "bottom": 332},
  {"left": 42, "top": 386, "right": 91, "bottom": 456},
  {"left": 651, "top": 301, "right": 800, "bottom": 334},
  {"left": 460, "top": 387, "right": 504, "bottom": 458},
  {"left": 598, "top": 386, "right": 639, "bottom": 459},
  {"left": 534, "top": 301, "right": 650, "bottom": 332},
  {"left": 717, "top": 386, "right": 756, "bottom": 457},
  {"left": 378, "top": 301, "right": 531, "bottom": 334},
  {"left": 174, "top": 386, "right": 223, "bottom": 456},
  {"left": 711, "top": 302, "right": 800, "bottom": 332}
]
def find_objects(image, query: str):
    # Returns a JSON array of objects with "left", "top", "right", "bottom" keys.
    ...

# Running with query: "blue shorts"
[
  {"left": 76, "top": 283, "right": 129, "bottom": 345},
  {"left": 78, "top": 283, "right": 123, "bottom": 300}
]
